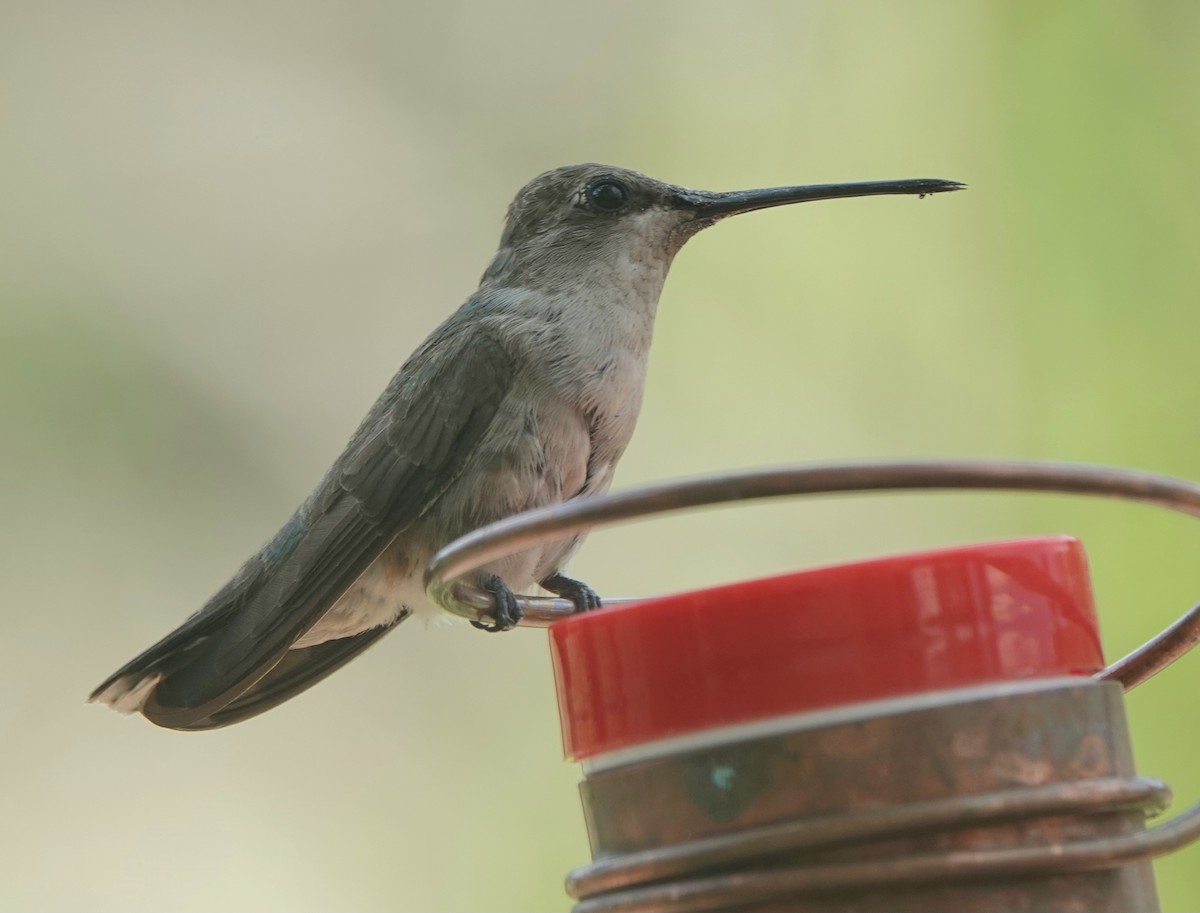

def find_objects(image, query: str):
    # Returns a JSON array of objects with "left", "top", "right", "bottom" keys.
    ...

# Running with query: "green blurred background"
[{"left": 3, "top": 1, "right": 1200, "bottom": 910}]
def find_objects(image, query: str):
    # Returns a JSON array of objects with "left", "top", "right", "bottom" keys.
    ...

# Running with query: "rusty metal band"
[
  {"left": 425, "top": 459, "right": 1200, "bottom": 688},
  {"left": 563, "top": 776, "right": 1172, "bottom": 901},
  {"left": 569, "top": 786, "right": 1200, "bottom": 913}
]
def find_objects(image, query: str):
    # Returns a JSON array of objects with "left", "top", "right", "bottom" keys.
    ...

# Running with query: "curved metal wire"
[{"left": 425, "top": 459, "right": 1200, "bottom": 688}]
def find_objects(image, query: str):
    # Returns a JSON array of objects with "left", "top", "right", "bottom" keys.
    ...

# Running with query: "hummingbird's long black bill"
[{"left": 681, "top": 178, "right": 965, "bottom": 219}]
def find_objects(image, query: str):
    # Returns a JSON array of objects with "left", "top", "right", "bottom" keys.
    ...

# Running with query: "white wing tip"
[{"left": 89, "top": 672, "right": 163, "bottom": 714}]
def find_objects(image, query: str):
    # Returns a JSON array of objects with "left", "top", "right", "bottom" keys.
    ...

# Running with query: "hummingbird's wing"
[{"left": 93, "top": 326, "right": 517, "bottom": 729}]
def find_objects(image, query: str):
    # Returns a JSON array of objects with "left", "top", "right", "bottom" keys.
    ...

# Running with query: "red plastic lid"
[{"left": 550, "top": 536, "right": 1104, "bottom": 761}]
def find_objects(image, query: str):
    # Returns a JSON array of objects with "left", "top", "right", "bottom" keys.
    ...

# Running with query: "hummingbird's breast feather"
[
  {"left": 303, "top": 374, "right": 600, "bottom": 634},
  {"left": 301, "top": 294, "right": 654, "bottom": 639}
]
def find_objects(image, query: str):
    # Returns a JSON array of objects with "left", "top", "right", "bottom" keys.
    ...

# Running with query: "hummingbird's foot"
[
  {"left": 540, "top": 572, "right": 603, "bottom": 614},
  {"left": 471, "top": 574, "right": 523, "bottom": 633}
]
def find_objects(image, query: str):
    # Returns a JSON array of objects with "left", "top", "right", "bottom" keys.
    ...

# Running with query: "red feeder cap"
[{"left": 550, "top": 536, "right": 1104, "bottom": 762}]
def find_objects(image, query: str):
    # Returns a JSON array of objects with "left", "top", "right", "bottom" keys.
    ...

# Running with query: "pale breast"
[{"left": 301, "top": 318, "right": 653, "bottom": 640}]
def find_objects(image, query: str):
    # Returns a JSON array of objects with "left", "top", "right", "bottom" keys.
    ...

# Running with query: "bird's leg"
[
  {"left": 540, "top": 572, "right": 603, "bottom": 613},
  {"left": 471, "top": 574, "right": 523, "bottom": 633}
]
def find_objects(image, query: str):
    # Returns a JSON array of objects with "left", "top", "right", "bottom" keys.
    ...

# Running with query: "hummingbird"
[{"left": 90, "top": 164, "right": 963, "bottom": 730}]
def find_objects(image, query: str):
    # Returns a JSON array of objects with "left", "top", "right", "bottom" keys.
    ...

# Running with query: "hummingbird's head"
[
  {"left": 482, "top": 163, "right": 963, "bottom": 292},
  {"left": 485, "top": 164, "right": 702, "bottom": 291}
]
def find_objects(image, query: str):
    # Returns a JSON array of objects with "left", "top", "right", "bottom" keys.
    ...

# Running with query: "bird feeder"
[{"left": 426, "top": 460, "right": 1200, "bottom": 912}]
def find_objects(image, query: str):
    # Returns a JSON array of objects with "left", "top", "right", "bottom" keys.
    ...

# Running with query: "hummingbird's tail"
[
  {"left": 91, "top": 669, "right": 165, "bottom": 714},
  {"left": 89, "top": 618, "right": 403, "bottom": 729},
  {"left": 89, "top": 600, "right": 238, "bottom": 715}
]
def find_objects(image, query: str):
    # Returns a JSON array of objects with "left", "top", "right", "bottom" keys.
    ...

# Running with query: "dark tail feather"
[
  {"left": 140, "top": 615, "right": 407, "bottom": 731},
  {"left": 88, "top": 602, "right": 240, "bottom": 711}
]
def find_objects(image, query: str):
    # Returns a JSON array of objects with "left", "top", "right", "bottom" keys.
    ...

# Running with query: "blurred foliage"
[{"left": 2, "top": 0, "right": 1199, "bottom": 910}]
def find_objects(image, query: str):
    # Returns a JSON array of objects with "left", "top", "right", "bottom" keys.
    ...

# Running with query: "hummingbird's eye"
[{"left": 585, "top": 179, "right": 631, "bottom": 213}]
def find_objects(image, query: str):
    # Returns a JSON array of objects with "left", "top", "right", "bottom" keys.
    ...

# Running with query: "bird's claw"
[
  {"left": 469, "top": 572, "right": 601, "bottom": 631},
  {"left": 540, "top": 572, "right": 603, "bottom": 614},
  {"left": 472, "top": 574, "right": 523, "bottom": 632}
]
